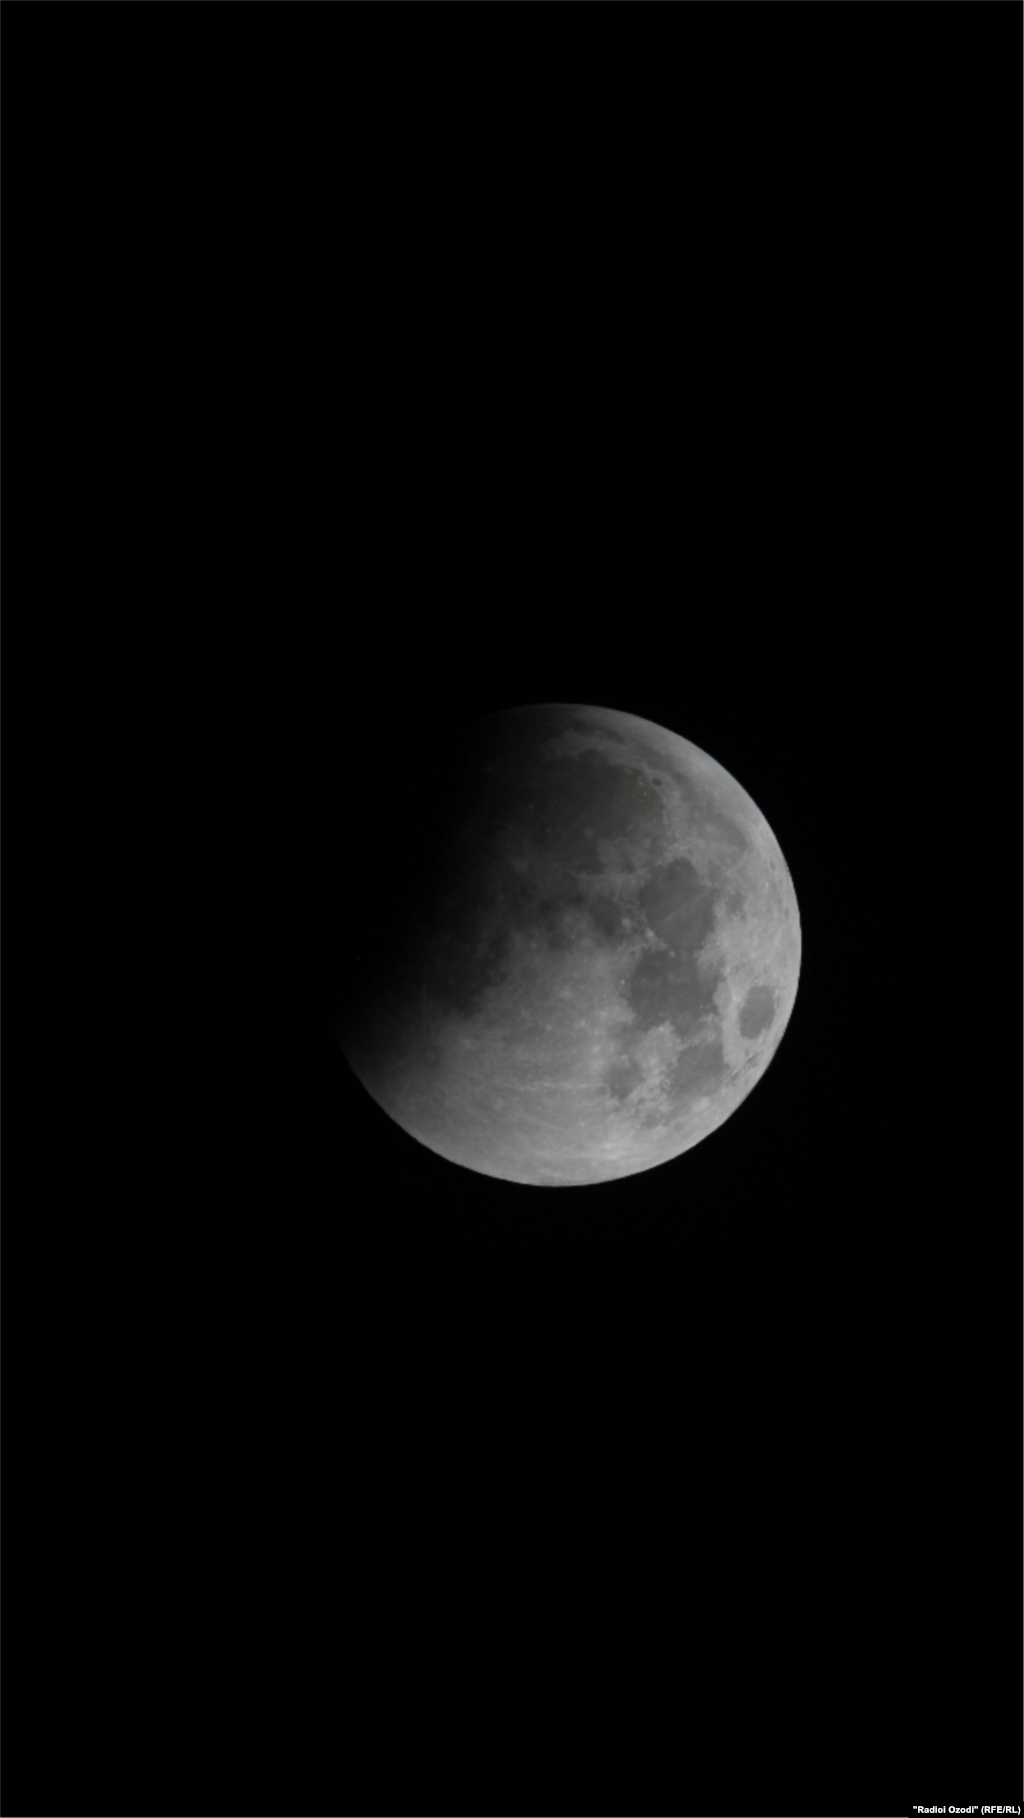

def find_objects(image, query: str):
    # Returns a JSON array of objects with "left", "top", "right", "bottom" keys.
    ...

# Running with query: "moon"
[{"left": 336, "top": 703, "right": 800, "bottom": 1185}]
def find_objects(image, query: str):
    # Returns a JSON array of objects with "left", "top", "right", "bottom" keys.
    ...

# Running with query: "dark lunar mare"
[
  {"left": 738, "top": 983, "right": 777, "bottom": 1038},
  {"left": 624, "top": 855, "right": 727, "bottom": 1116}
]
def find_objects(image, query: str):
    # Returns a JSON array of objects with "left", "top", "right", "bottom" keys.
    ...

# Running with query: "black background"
[{"left": 24, "top": 561, "right": 1012, "bottom": 1255}]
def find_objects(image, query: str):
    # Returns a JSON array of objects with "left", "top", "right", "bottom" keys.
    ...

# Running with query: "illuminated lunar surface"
[{"left": 337, "top": 703, "right": 801, "bottom": 1185}]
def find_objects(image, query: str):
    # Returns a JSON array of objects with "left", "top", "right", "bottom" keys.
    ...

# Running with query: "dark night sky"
[{"left": 28, "top": 562, "right": 1011, "bottom": 1255}]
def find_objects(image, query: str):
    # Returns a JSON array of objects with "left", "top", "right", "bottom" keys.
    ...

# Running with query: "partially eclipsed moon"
[{"left": 337, "top": 703, "right": 801, "bottom": 1186}]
